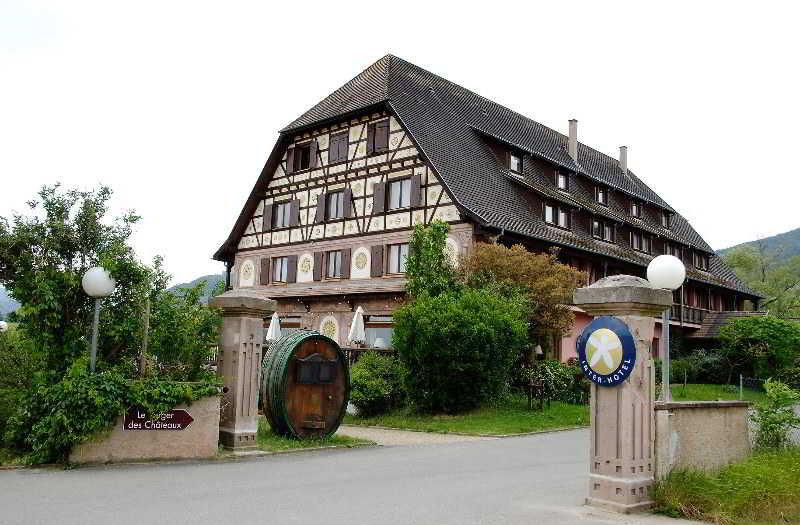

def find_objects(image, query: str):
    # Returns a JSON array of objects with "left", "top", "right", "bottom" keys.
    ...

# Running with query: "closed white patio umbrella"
[
  {"left": 347, "top": 306, "right": 366, "bottom": 346},
  {"left": 265, "top": 312, "right": 282, "bottom": 343}
]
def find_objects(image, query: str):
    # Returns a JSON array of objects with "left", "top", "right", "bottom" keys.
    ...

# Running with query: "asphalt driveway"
[{"left": 0, "top": 428, "right": 690, "bottom": 525}]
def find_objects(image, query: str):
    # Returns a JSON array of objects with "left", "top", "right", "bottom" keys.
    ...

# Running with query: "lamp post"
[
  {"left": 81, "top": 267, "right": 116, "bottom": 373},
  {"left": 646, "top": 255, "right": 686, "bottom": 401}
]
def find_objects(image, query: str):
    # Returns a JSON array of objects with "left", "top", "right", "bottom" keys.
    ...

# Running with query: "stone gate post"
[
  {"left": 209, "top": 289, "right": 276, "bottom": 450},
  {"left": 573, "top": 275, "right": 672, "bottom": 513}
]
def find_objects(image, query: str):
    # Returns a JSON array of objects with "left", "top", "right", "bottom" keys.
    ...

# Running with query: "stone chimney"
[
  {"left": 619, "top": 145, "right": 628, "bottom": 174},
  {"left": 568, "top": 119, "right": 578, "bottom": 161}
]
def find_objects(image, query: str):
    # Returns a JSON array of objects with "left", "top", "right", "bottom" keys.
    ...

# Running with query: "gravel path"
[{"left": 337, "top": 424, "right": 494, "bottom": 446}]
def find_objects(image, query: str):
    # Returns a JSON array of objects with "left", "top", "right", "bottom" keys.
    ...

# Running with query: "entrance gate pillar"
[
  {"left": 573, "top": 275, "right": 671, "bottom": 513},
  {"left": 209, "top": 289, "right": 276, "bottom": 450}
]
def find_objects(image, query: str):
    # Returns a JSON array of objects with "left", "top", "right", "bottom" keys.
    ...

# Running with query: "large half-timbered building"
[{"left": 214, "top": 55, "right": 760, "bottom": 358}]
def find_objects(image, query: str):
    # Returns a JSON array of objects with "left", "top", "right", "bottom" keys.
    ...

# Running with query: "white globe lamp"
[
  {"left": 0, "top": 321, "right": 8, "bottom": 333},
  {"left": 81, "top": 267, "right": 116, "bottom": 298},
  {"left": 647, "top": 255, "right": 686, "bottom": 291},
  {"left": 82, "top": 267, "right": 116, "bottom": 372},
  {"left": 646, "top": 254, "right": 686, "bottom": 402}
]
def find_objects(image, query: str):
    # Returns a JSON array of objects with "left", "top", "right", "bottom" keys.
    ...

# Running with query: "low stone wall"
[
  {"left": 654, "top": 400, "right": 750, "bottom": 479},
  {"left": 69, "top": 396, "right": 221, "bottom": 464}
]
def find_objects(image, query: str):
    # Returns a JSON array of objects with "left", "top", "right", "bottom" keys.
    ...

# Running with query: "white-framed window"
[
  {"left": 509, "top": 152, "right": 522, "bottom": 173},
  {"left": 365, "top": 315, "right": 394, "bottom": 349},
  {"left": 388, "top": 243, "right": 409, "bottom": 274},
  {"left": 544, "top": 204, "right": 555, "bottom": 224},
  {"left": 592, "top": 218, "right": 615, "bottom": 242},
  {"left": 327, "top": 191, "right": 344, "bottom": 220},
  {"left": 631, "top": 201, "right": 641, "bottom": 218},
  {"left": 595, "top": 186, "right": 608, "bottom": 205},
  {"left": 326, "top": 250, "right": 342, "bottom": 278},
  {"left": 388, "top": 179, "right": 411, "bottom": 210},
  {"left": 556, "top": 172, "right": 569, "bottom": 190},
  {"left": 274, "top": 202, "right": 292, "bottom": 229},
  {"left": 544, "top": 204, "right": 569, "bottom": 229},
  {"left": 665, "top": 243, "right": 681, "bottom": 257},
  {"left": 272, "top": 256, "right": 289, "bottom": 282},
  {"left": 558, "top": 208, "right": 569, "bottom": 228}
]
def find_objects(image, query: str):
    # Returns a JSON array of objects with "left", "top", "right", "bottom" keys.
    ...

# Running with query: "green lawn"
[
  {"left": 344, "top": 396, "right": 589, "bottom": 436},
  {"left": 256, "top": 416, "right": 372, "bottom": 452},
  {"left": 667, "top": 383, "right": 766, "bottom": 403},
  {"left": 655, "top": 448, "right": 800, "bottom": 525}
]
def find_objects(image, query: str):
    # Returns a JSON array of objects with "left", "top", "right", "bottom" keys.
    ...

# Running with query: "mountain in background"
[
  {"left": 0, "top": 286, "right": 20, "bottom": 318},
  {"left": 168, "top": 273, "right": 225, "bottom": 304},
  {"left": 718, "top": 227, "right": 800, "bottom": 261}
]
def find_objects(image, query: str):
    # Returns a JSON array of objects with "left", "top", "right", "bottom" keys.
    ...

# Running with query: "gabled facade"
[{"left": 215, "top": 55, "right": 760, "bottom": 355}]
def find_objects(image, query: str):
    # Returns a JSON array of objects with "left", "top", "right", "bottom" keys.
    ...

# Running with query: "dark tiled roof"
[
  {"left": 689, "top": 311, "right": 767, "bottom": 339},
  {"left": 219, "top": 55, "right": 758, "bottom": 297}
]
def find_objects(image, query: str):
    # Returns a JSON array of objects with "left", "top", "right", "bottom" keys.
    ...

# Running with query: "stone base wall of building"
[
  {"left": 69, "top": 396, "right": 221, "bottom": 464},
  {"left": 654, "top": 400, "right": 750, "bottom": 479}
]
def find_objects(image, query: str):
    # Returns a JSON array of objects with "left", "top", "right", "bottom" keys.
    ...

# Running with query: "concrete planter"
[
  {"left": 654, "top": 400, "right": 750, "bottom": 479},
  {"left": 69, "top": 396, "right": 221, "bottom": 464}
]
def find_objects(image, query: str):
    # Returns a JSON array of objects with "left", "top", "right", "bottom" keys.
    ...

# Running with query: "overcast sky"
[{"left": 2, "top": 1, "right": 798, "bottom": 285}]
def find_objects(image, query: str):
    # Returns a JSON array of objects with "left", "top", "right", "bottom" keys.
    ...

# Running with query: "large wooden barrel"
[{"left": 260, "top": 330, "right": 350, "bottom": 439}]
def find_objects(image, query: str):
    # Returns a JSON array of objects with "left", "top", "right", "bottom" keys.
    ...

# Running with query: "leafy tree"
[
  {"left": 393, "top": 287, "right": 527, "bottom": 413},
  {"left": 723, "top": 243, "right": 800, "bottom": 317},
  {"left": 718, "top": 316, "right": 800, "bottom": 382},
  {"left": 461, "top": 244, "right": 585, "bottom": 346},
  {"left": 405, "top": 220, "right": 457, "bottom": 298},
  {"left": 0, "top": 184, "right": 221, "bottom": 378},
  {"left": 0, "top": 185, "right": 151, "bottom": 373},
  {"left": 146, "top": 281, "right": 221, "bottom": 379}
]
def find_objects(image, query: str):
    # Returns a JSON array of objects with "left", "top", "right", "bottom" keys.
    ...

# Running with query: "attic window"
[
  {"left": 595, "top": 186, "right": 608, "bottom": 206},
  {"left": 693, "top": 252, "right": 709, "bottom": 271},
  {"left": 293, "top": 143, "right": 312, "bottom": 171},
  {"left": 661, "top": 211, "right": 672, "bottom": 229},
  {"left": 509, "top": 152, "right": 522, "bottom": 173},
  {"left": 592, "top": 218, "right": 615, "bottom": 242},
  {"left": 544, "top": 203, "right": 570, "bottom": 229},
  {"left": 631, "top": 200, "right": 642, "bottom": 218},
  {"left": 630, "top": 231, "right": 651, "bottom": 254},
  {"left": 556, "top": 172, "right": 569, "bottom": 191}
]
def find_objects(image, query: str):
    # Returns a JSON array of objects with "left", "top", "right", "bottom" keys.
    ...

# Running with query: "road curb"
[
  {"left": 0, "top": 442, "right": 377, "bottom": 471},
  {"left": 340, "top": 423, "right": 588, "bottom": 438}
]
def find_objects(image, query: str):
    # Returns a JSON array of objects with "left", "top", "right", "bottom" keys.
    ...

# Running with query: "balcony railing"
[{"left": 668, "top": 305, "right": 708, "bottom": 325}]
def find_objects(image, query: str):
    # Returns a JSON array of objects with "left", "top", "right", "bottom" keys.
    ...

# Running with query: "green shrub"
[
  {"left": 752, "top": 379, "right": 800, "bottom": 449},
  {"left": 3, "top": 358, "right": 219, "bottom": 464},
  {"left": 0, "top": 327, "right": 43, "bottom": 437},
  {"left": 519, "top": 359, "right": 586, "bottom": 405},
  {"left": 393, "top": 288, "right": 527, "bottom": 414},
  {"left": 349, "top": 352, "right": 406, "bottom": 417}
]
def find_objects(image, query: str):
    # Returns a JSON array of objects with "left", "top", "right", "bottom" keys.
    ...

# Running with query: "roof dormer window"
[
  {"left": 631, "top": 200, "right": 642, "bottom": 218},
  {"left": 509, "top": 152, "right": 522, "bottom": 173},
  {"left": 693, "top": 251, "right": 709, "bottom": 271},
  {"left": 556, "top": 171, "right": 569, "bottom": 191},
  {"left": 661, "top": 211, "right": 672, "bottom": 229},
  {"left": 595, "top": 186, "right": 608, "bottom": 206}
]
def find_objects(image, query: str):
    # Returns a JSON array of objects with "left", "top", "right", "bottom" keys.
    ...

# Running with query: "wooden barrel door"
[{"left": 261, "top": 330, "right": 350, "bottom": 439}]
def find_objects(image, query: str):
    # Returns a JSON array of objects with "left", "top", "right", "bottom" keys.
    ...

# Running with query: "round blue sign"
[{"left": 576, "top": 316, "right": 637, "bottom": 387}]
